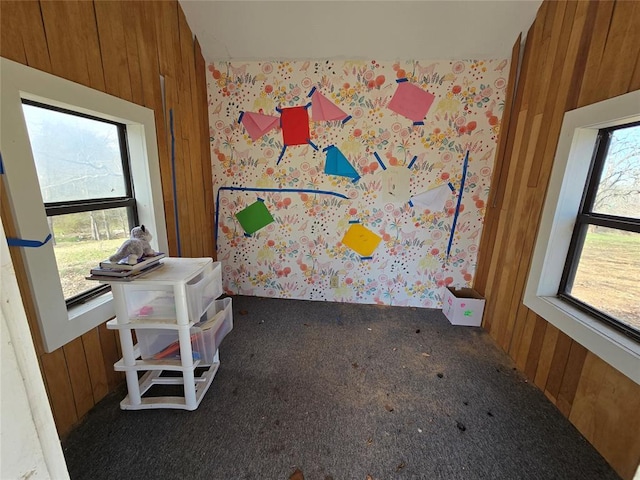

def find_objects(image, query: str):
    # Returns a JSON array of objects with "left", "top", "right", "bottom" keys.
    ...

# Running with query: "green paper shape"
[
  {"left": 235, "top": 200, "right": 274, "bottom": 235},
  {"left": 463, "top": 310, "right": 474, "bottom": 317}
]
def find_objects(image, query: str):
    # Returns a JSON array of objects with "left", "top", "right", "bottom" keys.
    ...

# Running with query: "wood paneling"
[
  {"left": 1, "top": 0, "right": 214, "bottom": 437},
  {"left": 474, "top": 1, "right": 640, "bottom": 478}
]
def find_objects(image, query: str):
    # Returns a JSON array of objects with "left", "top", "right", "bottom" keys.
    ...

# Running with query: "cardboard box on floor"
[{"left": 442, "top": 287, "right": 485, "bottom": 327}]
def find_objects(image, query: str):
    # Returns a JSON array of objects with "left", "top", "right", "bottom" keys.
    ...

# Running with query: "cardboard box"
[{"left": 442, "top": 287, "right": 485, "bottom": 327}]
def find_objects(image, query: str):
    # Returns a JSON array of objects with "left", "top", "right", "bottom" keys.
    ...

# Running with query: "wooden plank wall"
[
  {"left": 0, "top": 0, "right": 215, "bottom": 437},
  {"left": 474, "top": 1, "right": 640, "bottom": 479}
]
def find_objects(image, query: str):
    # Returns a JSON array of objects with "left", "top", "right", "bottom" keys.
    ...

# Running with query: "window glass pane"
[
  {"left": 49, "top": 207, "right": 133, "bottom": 300},
  {"left": 22, "top": 103, "right": 128, "bottom": 202},
  {"left": 569, "top": 227, "right": 640, "bottom": 333},
  {"left": 592, "top": 124, "right": 640, "bottom": 219}
]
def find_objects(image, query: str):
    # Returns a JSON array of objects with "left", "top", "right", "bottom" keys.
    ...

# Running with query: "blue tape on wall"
[
  {"left": 7, "top": 233, "right": 52, "bottom": 248},
  {"left": 373, "top": 152, "right": 386, "bottom": 170},
  {"left": 446, "top": 151, "right": 470, "bottom": 260},
  {"left": 0, "top": 152, "right": 4, "bottom": 174},
  {"left": 215, "top": 186, "right": 349, "bottom": 247},
  {"left": 277, "top": 146, "right": 287, "bottom": 165},
  {"left": 170, "top": 109, "right": 182, "bottom": 257},
  {"left": 408, "top": 155, "right": 418, "bottom": 169}
]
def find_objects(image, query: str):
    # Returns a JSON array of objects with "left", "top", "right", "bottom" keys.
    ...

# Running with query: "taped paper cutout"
[
  {"left": 377, "top": 166, "right": 412, "bottom": 204},
  {"left": 235, "top": 199, "right": 275, "bottom": 235},
  {"left": 240, "top": 111, "right": 280, "bottom": 141},
  {"left": 310, "top": 89, "right": 350, "bottom": 122},
  {"left": 409, "top": 183, "right": 452, "bottom": 211},
  {"left": 387, "top": 80, "right": 435, "bottom": 123},
  {"left": 324, "top": 146, "right": 360, "bottom": 182},
  {"left": 280, "top": 106, "right": 310, "bottom": 146},
  {"left": 342, "top": 223, "right": 382, "bottom": 258}
]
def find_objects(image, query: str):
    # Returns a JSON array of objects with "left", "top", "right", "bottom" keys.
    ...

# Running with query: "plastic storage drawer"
[
  {"left": 187, "top": 262, "right": 223, "bottom": 321},
  {"left": 136, "top": 297, "right": 233, "bottom": 364},
  {"left": 123, "top": 262, "right": 222, "bottom": 322}
]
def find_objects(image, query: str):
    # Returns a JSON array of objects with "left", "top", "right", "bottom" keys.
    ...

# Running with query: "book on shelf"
[
  {"left": 86, "top": 261, "right": 163, "bottom": 282},
  {"left": 98, "top": 252, "right": 166, "bottom": 271}
]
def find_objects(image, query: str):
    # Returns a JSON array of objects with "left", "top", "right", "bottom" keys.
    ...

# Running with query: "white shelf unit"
[{"left": 104, "top": 257, "right": 232, "bottom": 410}]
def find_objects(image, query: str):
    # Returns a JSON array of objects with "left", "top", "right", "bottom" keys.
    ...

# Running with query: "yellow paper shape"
[{"left": 342, "top": 223, "right": 382, "bottom": 257}]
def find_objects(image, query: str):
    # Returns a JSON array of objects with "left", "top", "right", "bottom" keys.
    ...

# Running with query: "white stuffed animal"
[{"left": 109, "top": 225, "right": 156, "bottom": 262}]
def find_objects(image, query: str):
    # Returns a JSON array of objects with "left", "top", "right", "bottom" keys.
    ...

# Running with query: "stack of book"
[{"left": 86, "top": 253, "right": 166, "bottom": 281}]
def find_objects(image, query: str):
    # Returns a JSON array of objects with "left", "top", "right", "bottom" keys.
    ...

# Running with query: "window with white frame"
[
  {"left": 558, "top": 122, "right": 640, "bottom": 342},
  {"left": 524, "top": 90, "right": 640, "bottom": 385},
  {"left": 21, "top": 100, "right": 140, "bottom": 307},
  {"left": 1, "top": 58, "right": 168, "bottom": 353}
]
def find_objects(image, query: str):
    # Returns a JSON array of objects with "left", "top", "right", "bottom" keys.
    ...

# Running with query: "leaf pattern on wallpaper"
[{"left": 208, "top": 59, "right": 507, "bottom": 307}]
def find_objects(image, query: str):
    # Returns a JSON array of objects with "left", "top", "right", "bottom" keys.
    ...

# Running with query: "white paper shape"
[
  {"left": 377, "top": 166, "right": 412, "bottom": 204},
  {"left": 410, "top": 183, "right": 452, "bottom": 211}
]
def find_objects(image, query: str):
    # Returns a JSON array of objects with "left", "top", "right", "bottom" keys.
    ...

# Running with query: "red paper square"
[{"left": 280, "top": 106, "right": 310, "bottom": 146}]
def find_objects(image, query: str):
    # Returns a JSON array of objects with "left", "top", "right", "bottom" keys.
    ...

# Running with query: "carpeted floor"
[{"left": 62, "top": 296, "right": 620, "bottom": 480}]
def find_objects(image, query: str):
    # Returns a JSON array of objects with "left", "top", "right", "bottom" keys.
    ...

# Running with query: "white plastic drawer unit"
[
  {"left": 136, "top": 298, "right": 233, "bottom": 365},
  {"left": 121, "top": 261, "right": 222, "bottom": 322}
]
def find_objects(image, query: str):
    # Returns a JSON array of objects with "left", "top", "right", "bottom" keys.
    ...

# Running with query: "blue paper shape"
[{"left": 324, "top": 146, "right": 360, "bottom": 182}]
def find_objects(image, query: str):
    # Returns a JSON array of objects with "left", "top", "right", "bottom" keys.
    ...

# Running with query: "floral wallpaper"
[{"left": 207, "top": 59, "right": 508, "bottom": 307}]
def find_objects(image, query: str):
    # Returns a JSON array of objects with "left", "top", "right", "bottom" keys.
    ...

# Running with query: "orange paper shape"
[
  {"left": 240, "top": 112, "right": 280, "bottom": 141},
  {"left": 280, "top": 106, "right": 310, "bottom": 146},
  {"left": 311, "top": 90, "right": 349, "bottom": 122},
  {"left": 387, "top": 81, "right": 435, "bottom": 123},
  {"left": 342, "top": 223, "right": 382, "bottom": 258}
]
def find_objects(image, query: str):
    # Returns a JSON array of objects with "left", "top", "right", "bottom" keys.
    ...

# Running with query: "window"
[
  {"left": 1, "top": 58, "right": 168, "bottom": 353},
  {"left": 22, "top": 101, "right": 139, "bottom": 307},
  {"left": 524, "top": 90, "right": 640, "bottom": 385},
  {"left": 558, "top": 123, "right": 640, "bottom": 341}
]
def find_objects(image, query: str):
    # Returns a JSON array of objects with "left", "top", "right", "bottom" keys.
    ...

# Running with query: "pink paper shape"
[
  {"left": 311, "top": 90, "right": 349, "bottom": 122},
  {"left": 241, "top": 111, "right": 280, "bottom": 141},
  {"left": 387, "top": 82, "right": 435, "bottom": 123}
]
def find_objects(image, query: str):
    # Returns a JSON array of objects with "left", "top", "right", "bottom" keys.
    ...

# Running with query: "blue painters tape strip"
[
  {"left": 257, "top": 197, "right": 265, "bottom": 202},
  {"left": 308, "top": 140, "right": 319, "bottom": 151},
  {"left": 304, "top": 102, "right": 312, "bottom": 109},
  {"left": 215, "top": 187, "right": 350, "bottom": 247},
  {"left": 322, "top": 145, "right": 333, "bottom": 153},
  {"left": 244, "top": 233, "right": 251, "bottom": 238},
  {"left": 446, "top": 150, "right": 469, "bottom": 260},
  {"left": 360, "top": 256, "right": 373, "bottom": 260},
  {"left": 169, "top": 109, "right": 181, "bottom": 257},
  {"left": 7, "top": 233, "right": 52, "bottom": 248},
  {"left": 396, "top": 78, "right": 409, "bottom": 83},
  {"left": 341, "top": 115, "right": 352, "bottom": 124},
  {"left": 348, "top": 220, "right": 359, "bottom": 224},
  {"left": 351, "top": 176, "right": 360, "bottom": 184},
  {"left": 276, "top": 106, "right": 282, "bottom": 113},
  {"left": 238, "top": 111, "right": 244, "bottom": 124},
  {"left": 276, "top": 146, "right": 287, "bottom": 165},
  {"left": 448, "top": 182, "right": 455, "bottom": 192},
  {"left": 408, "top": 155, "right": 418, "bottom": 169},
  {"left": 307, "top": 86, "right": 316, "bottom": 97},
  {"left": 373, "top": 152, "right": 386, "bottom": 170},
  {"left": 408, "top": 200, "right": 414, "bottom": 207},
  {"left": 413, "top": 121, "right": 424, "bottom": 126},
  {"left": 0, "top": 152, "right": 4, "bottom": 174}
]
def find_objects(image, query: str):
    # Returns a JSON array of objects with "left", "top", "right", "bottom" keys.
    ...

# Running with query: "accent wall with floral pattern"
[{"left": 208, "top": 59, "right": 508, "bottom": 307}]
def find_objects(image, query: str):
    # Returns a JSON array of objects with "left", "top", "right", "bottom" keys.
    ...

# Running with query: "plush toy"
[{"left": 109, "top": 225, "right": 156, "bottom": 263}]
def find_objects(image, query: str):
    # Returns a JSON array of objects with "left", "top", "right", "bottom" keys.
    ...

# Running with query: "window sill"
[
  {"left": 524, "top": 293, "right": 640, "bottom": 384},
  {"left": 67, "top": 292, "right": 115, "bottom": 327}
]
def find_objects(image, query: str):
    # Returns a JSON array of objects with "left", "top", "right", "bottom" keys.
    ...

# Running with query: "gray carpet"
[{"left": 63, "top": 296, "right": 620, "bottom": 480}]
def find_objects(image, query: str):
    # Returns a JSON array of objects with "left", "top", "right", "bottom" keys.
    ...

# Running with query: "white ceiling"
[{"left": 180, "top": 0, "right": 542, "bottom": 62}]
